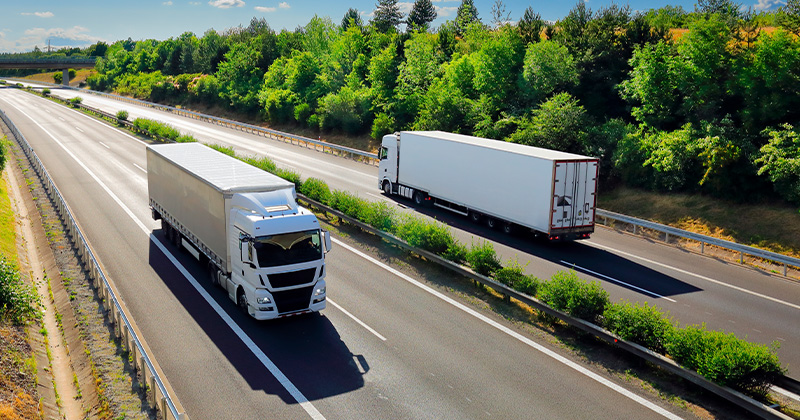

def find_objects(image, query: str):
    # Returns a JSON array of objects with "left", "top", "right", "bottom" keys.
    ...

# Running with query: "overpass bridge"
[{"left": 0, "top": 58, "right": 96, "bottom": 85}]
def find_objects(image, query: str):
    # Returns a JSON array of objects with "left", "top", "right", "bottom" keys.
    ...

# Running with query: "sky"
[{"left": 0, "top": 0, "right": 785, "bottom": 53}]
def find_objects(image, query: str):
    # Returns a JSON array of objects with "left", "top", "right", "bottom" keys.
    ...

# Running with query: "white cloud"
[
  {"left": 255, "top": 6, "right": 276, "bottom": 12},
  {"left": 208, "top": 0, "right": 245, "bottom": 8},
  {"left": 189, "top": 1, "right": 201, "bottom": 5},
  {"left": 0, "top": 26, "right": 104, "bottom": 53},
  {"left": 21, "top": 11, "right": 55, "bottom": 18},
  {"left": 163, "top": 1, "right": 173, "bottom": 5},
  {"left": 279, "top": 2, "right": 290, "bottom": 8},
  {"left": 435, "top": 5, "right": 458, "bottom": 17},
  {"left": 753, "top": 0, "right": 783, "bottom": 10},
  {"left": 398, "top": 2, "right": 414, "bottom": 15}
]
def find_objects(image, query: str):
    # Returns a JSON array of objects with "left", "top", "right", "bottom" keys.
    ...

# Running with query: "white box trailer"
[
  {"left": 148, "top": 143, "right": 331, "bottom": 319},
  {"left": 378, "top": 131, "right": 598, "bottom": 241}
]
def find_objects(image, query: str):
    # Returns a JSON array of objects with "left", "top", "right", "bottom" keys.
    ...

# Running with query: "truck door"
[
  {"left": 551, "top": 161, "right": 597, "bottom": 229},
  {"left": 378, "top": 136, "right": 398, "bottom": 185}
]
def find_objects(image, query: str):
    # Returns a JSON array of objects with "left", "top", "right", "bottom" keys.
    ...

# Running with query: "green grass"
[
  {"left": 0, "top": 152, "right": 18, "bottom": 266},
  {"left": 598, "top": 186, "right": 800, "bottom": 258}
]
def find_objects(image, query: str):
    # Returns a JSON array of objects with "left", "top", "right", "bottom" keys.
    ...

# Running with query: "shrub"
[
  {"left": 443, "top": 241, "right": 468, "bottom": 264},
  {"left": 538, "top": 271, "right": 609, "bottom": 322},
  {"left": 42, "top": 88, "right": 51, "bottom": 96},
  {"left": 275, "top": 168, "right": 302, "bottom": 188},
  {"left": 494, "top": 259, "right": 540, "bottom": 296},
  {"left": 394, "top": 215, "right": 459, "bottom": 256},
  {"left": 371, "top": 113, "right": 395, "bottom": 140},
  {"left": 242, "top": 155, "right": 277, "bottom": 173},
  {"left": 53, "top": 73, "right": 62, "bottom": 84},
  {"left": 176, "top": 134, "right": 197, "bottom": 143},
  {"left": 116, "top": 110, "right": 129, "bottom": 121},
  {"left": 358, "top": 201, "right": 396, "bottom": 232},
  {"left": 666, "top": 324, "right": 784, "bottom": 397},
  {"left": 294, "top": 103, "right": 312, "bottom": 124},
  {"left": 330, "top": 190, "right": 364, "bottom": 219},
  {"left": 69, "top": 96, "right": 83, "bottom": 107},
  {"left": 208, "top": 144, "right": 236, "bottom": 156},
  {"left": 299, "top": 178, "right": 332, "bottom": 204},
  {"left": 0, "top": 257, "right": 39, "bottom": 324},
  {"left": 604, "top": 301, "right": 674, "bottom": 354},
  {"left": 307, "top": 114, "right": 320, "bottom": 129},
  {"left": 465, "top": 241, "right": 502, "bottom": 276}
]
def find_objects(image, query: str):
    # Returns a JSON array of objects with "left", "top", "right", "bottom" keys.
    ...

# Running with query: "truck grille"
[
  {"left": 267, "top": 268, "right": 317, "bottom": 288},
  {"left": 273, "top": 286, "right": 314, "bottom": 314}
]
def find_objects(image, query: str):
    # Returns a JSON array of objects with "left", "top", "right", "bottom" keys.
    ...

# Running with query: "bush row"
[
  {"left": 132, "top": 118, "right": 197, "bottom": 143},
  {"left": 199, "top": 142, "right": 786, "bottom": 399},
  {"left": 0, "top": 257, "right": 39, "bottom": 325}
]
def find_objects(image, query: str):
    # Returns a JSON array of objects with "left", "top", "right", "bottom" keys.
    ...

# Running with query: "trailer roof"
[
  {"left": 407, "top": 131, "right": 597, "bottom": 161},
  {"left": 147, "top": 143, "right": 294, "bottom": 193}
]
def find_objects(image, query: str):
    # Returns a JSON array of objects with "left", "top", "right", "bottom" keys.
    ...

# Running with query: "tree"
[
  {"left": 518, "top": 7, "right": 545, "bottom": 45},
  {"left": 756, "top": 124, "right": 800, "bottom": 204},
  {"left": 490, "top": 0, "right": 512, "bottom": 28},
  {"left": 215, "top": 41, "right": 263, "bottom": 112},
  {"left": 341, "top": 8, "right": 363, "bottom": 31},
  {"left": 695, "top": 0, "right": 741, "bottom": 22},
  {"left": 520, "top": 40, "right": 579, "bottom": 106},
  {"left": 455, "top": 0, "right": 481, "bottom": 35},
  {"left": 508, "top": 93, "right": 588, "bottom": 153},
  {"left": 778, "top": 0, "right": 800, "bottom": 36},
  {"left": 372, "top": 0, "right": 404, "bottom": 33},
  {"left": 619, "top": 41, "right": 680, "bottom": 130},
  {"left": 407, "top": 0, "right": 437, "bottom": 31}
]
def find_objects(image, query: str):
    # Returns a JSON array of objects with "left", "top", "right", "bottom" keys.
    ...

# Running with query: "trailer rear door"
[{"left": 550, "top": 160, "right": 598, "bottom": 229}]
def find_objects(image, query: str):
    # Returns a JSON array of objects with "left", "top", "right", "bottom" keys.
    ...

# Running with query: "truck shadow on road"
[
  {"left": 394, "top": 198, "right": 703, "bottom": 299},
  {"left": 148, "top": 233, "right": 365, "bottom": 404}
]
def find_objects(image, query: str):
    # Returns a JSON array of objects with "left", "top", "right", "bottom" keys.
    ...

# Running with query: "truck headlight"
[
  {"left": 313, "top": 286, "right": 326, "bottom": 296},
  {"left": 256, "top": 296, "right": 271, "bottom": 304}
]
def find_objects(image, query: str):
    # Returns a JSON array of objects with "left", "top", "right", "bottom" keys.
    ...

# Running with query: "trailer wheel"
[
  {"left": 382, "top": 180, "right": 392, "bottom": 195},
  {"left": 486, "top": 217, "right": 498, "bottom": 229},
  {"left": 207, "top": 262, "right": 219, "bottom": 287},
  {"left": 502, "top": 223, "right": 514, "bottom": 235},
  {"left": 469, "top": 211, "right": 481, "bottom": 223},
  {"left": 237, "top": 288, "right": 248, "bottom": 315}
]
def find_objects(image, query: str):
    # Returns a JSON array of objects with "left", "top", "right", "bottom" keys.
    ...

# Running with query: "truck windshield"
[{"left": 252, "top": 230, "right": 322, "bottom": 268}]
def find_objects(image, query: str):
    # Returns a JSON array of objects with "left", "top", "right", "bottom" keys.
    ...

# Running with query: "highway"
[
  {"left": 15, "top": 82, "right": 798, "bottom": 378},
  {"left": 0, "top": 86, "right": 694, "bottom": 418}
]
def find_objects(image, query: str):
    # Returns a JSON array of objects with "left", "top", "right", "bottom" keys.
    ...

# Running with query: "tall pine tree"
[
  {"left": 407, "top": 0, "right": 437, "bottom": 31},
  {"left": 455, "top": 0, "right": 481, "bottom": 35},
  {"left": 372, "top": 0, "right": 404, "bottom": 33}
]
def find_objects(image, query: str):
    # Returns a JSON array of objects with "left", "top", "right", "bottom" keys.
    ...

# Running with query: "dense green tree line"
[{"left": 19, "top": 1, "right": 800, "bottom": 206}]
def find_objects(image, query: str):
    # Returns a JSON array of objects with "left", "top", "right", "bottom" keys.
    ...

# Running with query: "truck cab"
[
  {"left": 226, "top": 191, "right": 331, "bottom": 320},
  {"left": 378, "top": 134, "right": 398, "bottom": 194}
]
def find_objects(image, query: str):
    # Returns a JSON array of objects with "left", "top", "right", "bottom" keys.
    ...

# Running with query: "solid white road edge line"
[
  {"left": 8, "top": 101, "right": 326, "bottom": 420},
  {"left": 773, "top": 386, "right": 800, "bottom": 403},
  {"left": 561, "top": 260, "right": 677, "bottom": 303},
  {"left": 328, "top": 299, "right": 387, "bottom": 341},
  {"left": 332, "top": 237, "right": 683, "bottom": 420},
  {"left": 586, "top": 241, "right": 800, "bottom": 311}
]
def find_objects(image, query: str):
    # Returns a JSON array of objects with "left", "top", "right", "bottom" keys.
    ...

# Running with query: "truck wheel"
[
  {"left": 237, "top": 288, "right": 248, "bottom": 315},
  {"left": 469, "top": 211, "right": 481, "bottom": 223},
  {"left": 413, "top": 191, "right": 425, "bottom": 206},
  {"left": 207, "top": 263, "right": 219, "bottom": 287},
  {"left": 502, "top": 223, "right": 514, "bottom": 235},
  {"left": 382, "top": 181, "right": 392, "bottom": 195}
]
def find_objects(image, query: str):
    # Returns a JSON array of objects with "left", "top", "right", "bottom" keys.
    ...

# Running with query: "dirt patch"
[
  {"left": 0, "top": 322, "right": 40, "bottom": 420},
  {"left": 21, "top": 69, "right": 96, "bottom": 88},
  {"left": 2, "top": 122, "right": 155, "bottom": 419}
]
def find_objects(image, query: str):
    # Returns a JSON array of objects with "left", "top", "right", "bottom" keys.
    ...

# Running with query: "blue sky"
[{"left": 0, "top": 0, "right": 783, "bottom": 53}]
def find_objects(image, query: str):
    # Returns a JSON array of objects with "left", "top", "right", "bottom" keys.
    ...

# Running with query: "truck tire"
[
  {"left": 502, "top": 222, "right": 514, "bottom": 235},
  {"left": 413, "top": 191, "right": 425, "bottom": 206},
  {"left": 486, "top": 217, "right": 498, "bottom": 229},
  {"left": 469, "top": 211, "right": 481, "bottom": 223},
  {"left": 237, "top": 288, "right": 248, "bottom": 315},
  {"left": 382, "top": 180, "right": 392, "bottom": 195},
  {"left": 207, "top": 262, "right": 219, "bottom": 287}
]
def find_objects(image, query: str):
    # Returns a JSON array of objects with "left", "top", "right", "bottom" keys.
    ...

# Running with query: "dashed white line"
[
  {"left": 586, "top": 240, "right": 800, "bottom": 311},
  {"left": 328, "top": 299, "right": 386, "bottom": 341},
  {"left": 99, "top": 142, "right": 110, "bottom": 149},
  {"left": 58, "top": 116, "right": 65, "bottom": 121},
  {"left": 75, "top": 126, "right": 84, "bottom": 133},
  {"left": 334, "top": 238, "right": 683, "bottom": 420},
  {"left": 133, "top": 163, "right": 147, "bottom": 173},
  {"left": 561, "top": 260, "right": 676, "bottom": 303}
]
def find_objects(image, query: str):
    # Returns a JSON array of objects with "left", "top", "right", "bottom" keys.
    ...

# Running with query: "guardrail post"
[
  {"left": 665, "top": 232, "right": 669, "bottom": 243},
  {"left": 633, "top": 224, "right": 637, "bottom": 235},
  {"left": 150, "top": 376, "right": 157, "bottom": 409},
  {"left": 784, "top": 264, "right": 788, "bottom": 277},
  {"left": 700, "top": 241, "right": 705, "bottom": 254},
  {"left": 740, "top": 252, "right": 744, "bottom": 264}
]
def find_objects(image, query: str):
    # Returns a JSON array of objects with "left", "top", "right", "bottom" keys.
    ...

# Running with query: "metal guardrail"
[
  {"left": 0, "top": 108, "right": 188, "bottom": 420},
  {"left": 596, "top": 209, "right": 800, "bottom": 277},
  {"left": 298, "top": 194, "right": 794, "bottom": 420},
  {"left": 9, "top": 78, "right": 799, "bottom": 277}
]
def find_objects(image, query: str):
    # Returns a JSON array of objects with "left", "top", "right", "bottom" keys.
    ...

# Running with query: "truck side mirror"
[{"left": 323, "top": 231, "right": 332, "bottom": 254}]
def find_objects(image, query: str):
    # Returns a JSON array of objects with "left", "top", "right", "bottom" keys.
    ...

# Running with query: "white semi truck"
[
  {"left": 147, "top": 143, "right": 331, "bottom": 319},
  {"left": 379, "top": 131, "right": 599, "bottom": 241}
]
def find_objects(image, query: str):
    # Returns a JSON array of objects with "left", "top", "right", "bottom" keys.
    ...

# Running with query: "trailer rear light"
[{"left": 550, "top": 235, "right": 559, "bottom": 241}]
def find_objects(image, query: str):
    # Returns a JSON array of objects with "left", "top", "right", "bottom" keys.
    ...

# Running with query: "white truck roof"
[
  {"left": 406, "top": 131, "right": 594, "bottom": 161},
  {"left": 147, "top": 143, "right": 293, "bottom": 194}
]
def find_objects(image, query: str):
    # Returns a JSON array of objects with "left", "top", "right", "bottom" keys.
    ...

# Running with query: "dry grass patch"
[
  {"left": 22, "top": 69, "right": 96, "bottom": 87},
  {"left": 599, "top": 186, "right": 800, "bottom": 258}
]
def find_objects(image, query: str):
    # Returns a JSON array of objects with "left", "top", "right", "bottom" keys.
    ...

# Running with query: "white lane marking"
[
  {"left": 9, "top": 102, "right": 326, "bottom": 420},
  {"left": 365, "top": 192, "right": 387, "bottom": 201},
  {"left": 586, "top": 241, "right": 800, "bottom": 311},
  {"left": 133, "top": 163, "right": 147, "bottom": 173},
  {"left": 58, "top": 116, "right": 65, "bottom": 121},
  {"left": 99, "top": 142, "right": 110, "bottom": 149},
  {"left": 560, "top": 260, "right": 677, "bottom": 303},
  {"left": 75, "top": 126, "right": 84, "bottom": 133},
  {"left": 332, "top": 238, "right": 683, "bottom": 420},
  {"left": 328, "top": 299, "right": 386, "bottom": 341}
]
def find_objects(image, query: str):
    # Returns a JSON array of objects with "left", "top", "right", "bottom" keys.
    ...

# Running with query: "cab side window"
[{"left": 379, "top": 147, "right": 388, "bottom": 160}]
